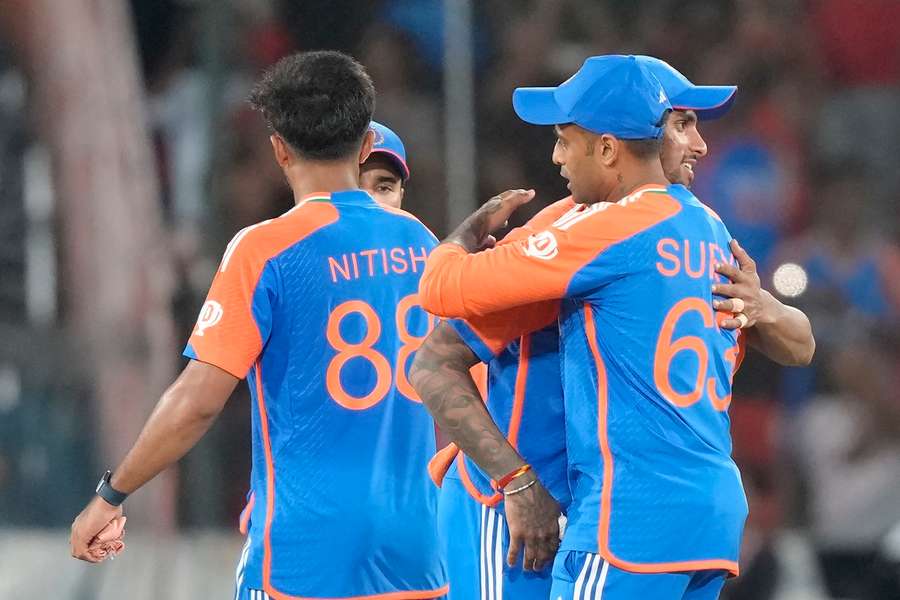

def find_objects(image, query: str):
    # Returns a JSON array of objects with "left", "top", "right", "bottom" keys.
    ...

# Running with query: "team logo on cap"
[
  {"left": 194, "top": 300, "right": 223, "bottom": 336},
  {"left": 524, "top": 231, "right": 559, "bottom": 260},
  {"left": 370, "top": 127, "right": 385, "bottom": 145}
]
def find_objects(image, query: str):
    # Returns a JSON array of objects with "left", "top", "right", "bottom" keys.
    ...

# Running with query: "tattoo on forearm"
[{"left": 410, "top": 322, "right": 523, "bottom": 478}]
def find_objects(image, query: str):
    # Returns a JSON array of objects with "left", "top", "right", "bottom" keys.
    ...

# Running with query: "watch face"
[{"left": 96, "top": 470, "right": 110, "bottom": 494}]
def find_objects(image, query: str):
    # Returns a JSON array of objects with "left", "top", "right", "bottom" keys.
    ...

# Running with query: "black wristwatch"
[{"left": 95, "top": 470, "right": 128, "bottom": 506}]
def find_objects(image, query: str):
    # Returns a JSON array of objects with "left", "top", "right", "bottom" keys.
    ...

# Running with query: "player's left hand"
[
  {"left": 70, "top": 495, "right": 124, "bottom": 563},
  {"left": 476, "top": 189, "right": 536, "bottom": 236},
  {"left": 503, "top": 476, "right": 560, "bottom": 572},
  {"left": 712, "top": 239, "right": 768, "bottom": 330}
]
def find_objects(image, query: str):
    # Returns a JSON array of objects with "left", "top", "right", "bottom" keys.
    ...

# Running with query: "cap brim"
[
  {"left": 369, "top": 149, "right": 410, "bottom": 181},
  {"left": 512, "top": 87, "right": 570, "bottom": 125},
  {"left": 670, "top": 85, "right": 737, "bottom": 120}
]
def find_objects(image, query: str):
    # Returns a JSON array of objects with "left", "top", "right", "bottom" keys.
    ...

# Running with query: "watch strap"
[{"left": 96, "top": 470, "right": 128, "bottom": 506}]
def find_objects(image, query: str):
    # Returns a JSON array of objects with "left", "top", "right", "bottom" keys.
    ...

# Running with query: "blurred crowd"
[{"left": 1, "top": 1, "right": 899, "bottom": 598}]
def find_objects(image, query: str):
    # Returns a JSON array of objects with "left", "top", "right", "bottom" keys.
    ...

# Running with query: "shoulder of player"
[
  {"left": 375, "top": 203, "right": 439, "bottom": 244},
  {"left": 525, "top": 196, "right": 576, "bottom": 228},
  {"left": 550, "top": 186, "right": 680, "bottom": 235},
  {"left": 219, "top": 202, "right": 339, "bottom": 272}
]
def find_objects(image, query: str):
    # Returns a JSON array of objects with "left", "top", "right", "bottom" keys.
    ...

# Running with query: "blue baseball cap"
[
  {"left": 512, "top": 55, "right": 672, "bottom": 140},
  {"left": 636, "top": 56, "right": 737, "bottom": 120},
  {"left": 367, "top": 121, "right": 410, "bottom": 181}
]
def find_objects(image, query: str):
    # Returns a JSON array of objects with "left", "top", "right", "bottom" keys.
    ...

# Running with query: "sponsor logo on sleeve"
[
  {"left": 524, "top": 231, "right": 559, "bottom": 260},
  {"left": 194, "top": 300, "right": 223, "bottom": 336}
]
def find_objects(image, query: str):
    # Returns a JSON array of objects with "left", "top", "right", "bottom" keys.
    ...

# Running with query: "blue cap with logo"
[
  {"left": 636, "top": 56, "right": 737, "bottom": 120},
  {"left": 368, "top": 121, "right": 410, "bottom": 181},
  {"left": 512, "top": 55, "right": 672, "bottom": 140}
]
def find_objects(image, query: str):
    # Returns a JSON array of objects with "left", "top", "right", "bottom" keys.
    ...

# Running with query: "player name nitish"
[{"left": 328, "top": 246, "right": 430, "bottom": 283}]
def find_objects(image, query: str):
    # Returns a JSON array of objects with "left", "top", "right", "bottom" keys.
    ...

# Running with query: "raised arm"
[{"left": 713, "top": 239, "right": 815, "bottom": 366}]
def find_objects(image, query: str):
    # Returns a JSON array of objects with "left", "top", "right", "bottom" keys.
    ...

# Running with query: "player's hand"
[
  {"left": 70, "top": 495, "right": 124, "bottom": 563},
  {"left": 477, "top": 189, "right": 535, "bottom": 237},
  {"left": 503, "top": 475, "right": 560, "bottom": 572},
  {"left": 712, "top": 239, "right": 769, "bottom": 330}
]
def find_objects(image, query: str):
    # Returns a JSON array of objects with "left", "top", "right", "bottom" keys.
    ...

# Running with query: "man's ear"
[
  {"left": 358, "top": 128, "right": 375, "bottom": 164},
  {"left": 270, "top": 134, "right": 292, "bottom": 168},
  {"left": 597, "top": 134, "right": 619, "bottom": 167}
]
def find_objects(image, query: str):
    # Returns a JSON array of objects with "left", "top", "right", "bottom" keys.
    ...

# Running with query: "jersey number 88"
[{"left": 325, "top": 294, "right": 435, "bottom": 410}]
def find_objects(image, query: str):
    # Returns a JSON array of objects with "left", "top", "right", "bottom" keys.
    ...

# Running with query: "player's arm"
[
  {"left": 71, "top": 225, "right": 277, "bottom": 562},
  {"left": 410, "top": 320, "right": 560, "bottom": 571},
  {"left": 70, "top": 360, "right": 238, "bottom": 561},
  {"left": 714, "top": 239, "right": 815, "bottom": 366},
  {"left": 420, "top": 188, "right": 680, "bottom": 317}
]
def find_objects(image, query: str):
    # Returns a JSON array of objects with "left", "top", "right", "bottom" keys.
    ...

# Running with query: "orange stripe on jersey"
[
  {"left": 457, "top": 334, "right": 531, "bottom": 506},
  {"left": 505, "top": 334, "right": 530, "bottom": 448},
  {"left": 470, "top": 362, "right": 488, "bottom": 398},
  {"left": 255, "top": 363, "right": 278, "bottom": 594},
  {"left": 188, "top": 201, "right": 338, "bottom": 378},
  {"left": 419, "top": 186, "right": 680, "bottom": 319},
  {"left": 734, "top": 329, "right": 747, "bottom": 374},
  {"left": 428, "top": 442, "right": 459, "bottom": 487},
  {"left": 239, "top": 491, "right": 255, "bottom": 535},
  {"left": 583, "top": 305, "right": 739, "bottom": 577}
]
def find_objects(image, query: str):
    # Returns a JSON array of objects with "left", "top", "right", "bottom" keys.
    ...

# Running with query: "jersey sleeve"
[
  {"left": 183, "top": 232, "right": 278, "bottom": 378},
  {"left": 419, "top": 190, "right": 681, "bottom": 318},
  {"left": 447, "top": 300, "right": 560, "bottom": 363},
  {"left": 442, "top": 197, "right": 573, "bottom": 360}
]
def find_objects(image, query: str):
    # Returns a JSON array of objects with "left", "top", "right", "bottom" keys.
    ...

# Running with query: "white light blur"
[{"left": 772, "top": 263, "right": 808, "bottom": 298}]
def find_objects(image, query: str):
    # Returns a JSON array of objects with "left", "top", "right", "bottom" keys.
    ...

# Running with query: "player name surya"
[
  {"left": 328, "top": 245, "right": 430, "bottom": 283},
  {"left": 655, "top": 237, "right": 737, "bottom": 279}
]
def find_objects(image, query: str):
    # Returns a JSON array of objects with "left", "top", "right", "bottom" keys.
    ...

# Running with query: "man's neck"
[
  {"left": 605, "top": 162, "right": 668, "bottom": 204},
  {"left": 285, "top": 159, "right": 360, "bottom": 205}
]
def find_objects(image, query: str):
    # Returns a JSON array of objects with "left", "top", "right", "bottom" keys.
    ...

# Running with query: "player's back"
[
  {"left": 558, "top": 183, "right": 747, "bottom": 574},
  {"left": 190, "top": 190, "right": 446, "bottom": 598}
]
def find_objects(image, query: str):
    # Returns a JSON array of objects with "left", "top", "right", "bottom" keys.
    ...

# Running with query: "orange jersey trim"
[
  {"left": 239, "top": 491, "right": 255, "bottom": 535},
  {"left": 428, "top": 442, "right": 459, "bottom": 487},
  {"left": 583, "top": 306, "right": 739, "bottom": 577}
]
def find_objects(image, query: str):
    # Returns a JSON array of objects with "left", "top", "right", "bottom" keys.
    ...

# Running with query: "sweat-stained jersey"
[
  {"left": 185, "top": 190, "right": 448, "bottom": 599},
  {"left": 419, "top": 183, "right": 748, "bottom": 576}
]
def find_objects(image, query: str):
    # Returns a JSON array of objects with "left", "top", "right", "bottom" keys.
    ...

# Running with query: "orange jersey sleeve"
[
  {"left": 419, "top": 186, "right": 680, "bottom": 319},
  {"left": 185, "top": 203, "right": 338, "bottom": 378},
  {"left": 448, "top": 196, "right": 574, "bottom": 357}
]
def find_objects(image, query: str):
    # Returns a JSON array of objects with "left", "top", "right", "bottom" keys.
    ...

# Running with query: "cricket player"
[
  {"left": 418, "top": 54, "right": 768, "bottom": 600},
  {"left": 361, "top": 120, "right": 410, "bottom": 208},
  {"left": 415, "top": 55, "right": 813, "bottom": 599},
  {"left": 70, "top": 50, "right": 448, "bottom": 600}
]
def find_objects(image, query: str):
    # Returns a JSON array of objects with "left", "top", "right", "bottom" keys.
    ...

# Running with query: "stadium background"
[{"left": 0, "top": 0, "right": 898, "bottom": 598}]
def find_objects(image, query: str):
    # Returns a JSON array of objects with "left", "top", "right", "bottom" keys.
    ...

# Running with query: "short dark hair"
[
  {"left": 622, "top": 137, "right": 662, "bottom": 159},
  {"left": 249, "top": 50, "right": 375, "bottom": 160}
]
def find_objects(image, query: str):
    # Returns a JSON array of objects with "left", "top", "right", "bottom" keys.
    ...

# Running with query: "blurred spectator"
[
  {"left": 796, "top": 333, "right": 900, "bottom": 599},
  {"left": 812, "top": 0, "right": 900, "bottom": 216},
  {"left": 722, "top": 466, "right": 829, "bottom": 600},
  {"left": 774, "top": 168, "right": 900, "bottom": 338}
]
